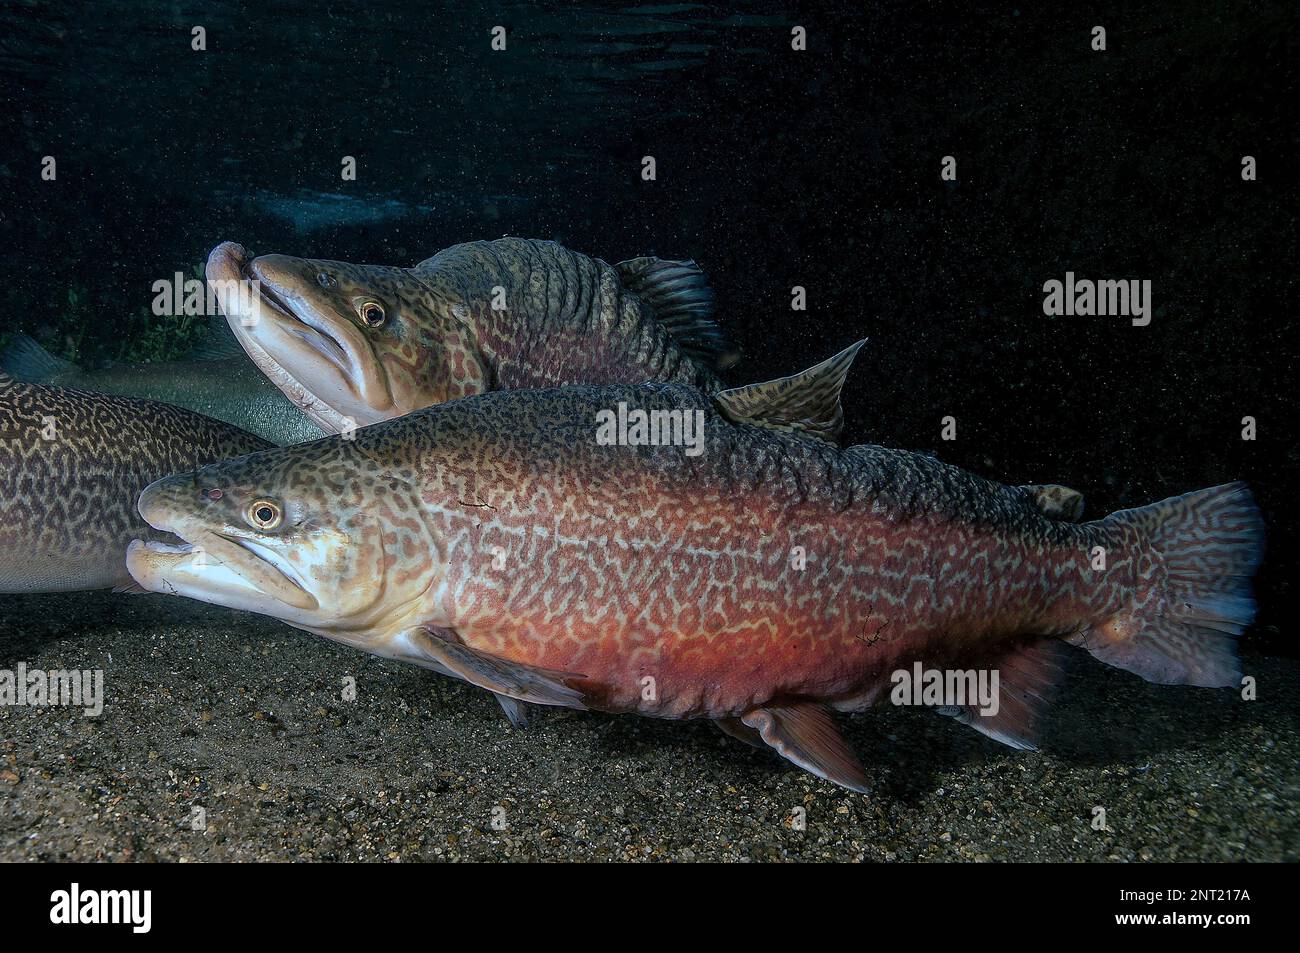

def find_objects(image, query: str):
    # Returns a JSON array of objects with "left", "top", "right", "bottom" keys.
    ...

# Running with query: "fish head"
[
  {"left": 126, "top": 440, "right": 440, "bottom": 638},
  {"left": 207, "top": 241, "right": 488, "bottom": 434}
]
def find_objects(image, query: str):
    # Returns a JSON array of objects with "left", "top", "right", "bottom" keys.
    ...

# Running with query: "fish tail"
[
  {"left": 0, "top": 332, "right": 79, "bottom": 384},
  {"left": 1070, "top": 481, "right": 1265, "bottom": 687}
]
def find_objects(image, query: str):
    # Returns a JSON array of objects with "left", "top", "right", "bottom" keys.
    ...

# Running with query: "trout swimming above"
[
  {"left": 124, "top": 344, "right": 1264, "bottom": 792},
  {"left": 0, "top": 373, "right": 271, "bottom": 593},
  {"left": 206, "top": 237, "right": 736, "bottom": 434}
]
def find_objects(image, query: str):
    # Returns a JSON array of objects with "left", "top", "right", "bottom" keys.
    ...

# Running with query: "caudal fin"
[
  {"left": 1070, "top": 482, "right": 1264, "bottom": 687},
  {"left": 0, "top": 332, "right": 78, "bottom": 383}
]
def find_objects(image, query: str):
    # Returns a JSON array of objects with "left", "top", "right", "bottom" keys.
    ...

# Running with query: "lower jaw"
[
  {"left": 143, "top": 569, "right": 312, "bottom": 619},
  {"left": 129, "top": 538, "right": 316, "bottom": 614},
  {"left": 226, "top": 329, "right": 347, "bottom": 433},
  {"left": 290, "top": 384, "right": 359, "bottom": 435},
  {"left": 274, "top": 369, "right": 385, "bottom": 435}
]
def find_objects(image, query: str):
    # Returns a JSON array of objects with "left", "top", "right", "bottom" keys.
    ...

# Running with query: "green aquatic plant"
[
  {"left": 10, "top": 265, "right": 218, "bottom": 371},
  {"left": 120, "top": 307, "right": 211, "bottom": 364}
]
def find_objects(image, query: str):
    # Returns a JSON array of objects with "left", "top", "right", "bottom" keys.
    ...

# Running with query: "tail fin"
[
  {"left": 1069, "top": 482, "right": 1264, "bottom": 687},
  {"left": 0, "top": 332, "right": 79, "bottom": 383}
]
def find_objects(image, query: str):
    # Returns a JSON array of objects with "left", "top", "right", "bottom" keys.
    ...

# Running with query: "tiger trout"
[
  {"left": 0, "top": 373, "right": 271, "bottom": 592},
  {"left": 1, "top": 330, "right": 326, "bottom": 446},
  {"left": 206, "top": 237, "right": 736, "bottom": 434},
  {"left": 124, "top": 344, "right": 1264, "bottom": 791}
]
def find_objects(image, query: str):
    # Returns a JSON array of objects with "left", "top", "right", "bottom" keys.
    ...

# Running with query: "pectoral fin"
[
  {"left": 714, "top": 716, "right": 765, "bottom": 748},
  {"left": 740, "top": 702, "right": 871, "bottom": 793},
  {"left": 408, "top": 628, "right": 588, "bottom": 710}
]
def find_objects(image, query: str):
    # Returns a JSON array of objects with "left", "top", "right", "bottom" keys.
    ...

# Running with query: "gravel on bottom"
[{"left": 1, "top": 592, "right": 1295, "bottom": 862}]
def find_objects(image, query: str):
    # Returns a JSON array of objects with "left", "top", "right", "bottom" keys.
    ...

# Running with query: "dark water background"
[{"left": 1, "top": 1, "right": 1296, "bottom": 649}]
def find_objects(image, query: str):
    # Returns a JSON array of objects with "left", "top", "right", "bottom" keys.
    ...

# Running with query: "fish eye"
[
  {"left": 359, "top": 301, "right": 386, "bottom": 327},
  {"left": 317, "top": 272, "right": 337, "bottom": 289},
  {"left": 247, "top": 499, "right": 283, "bottom": 530}
]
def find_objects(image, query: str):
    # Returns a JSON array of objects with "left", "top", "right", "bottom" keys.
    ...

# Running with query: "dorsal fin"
[
  {"left": 1023, "top": 484, "right": 1085, "bottom": 521},
  {"left": 713, "top": 340, "right": 865, "bottom": 445},
  {"left": 615, "top": 256, "right": 739, "bottom": 371}
]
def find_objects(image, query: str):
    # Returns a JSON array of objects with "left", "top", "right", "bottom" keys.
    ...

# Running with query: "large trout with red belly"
[{"left": 124, "top": 344, "right": 1264, "bottom": 791}]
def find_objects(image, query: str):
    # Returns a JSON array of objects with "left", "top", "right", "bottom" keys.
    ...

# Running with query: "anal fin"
[
  {"left": 740, "top": 702, "right": 871, "bottom": 793},
  {"left": 938, "top": 639, "right": 1069, "bottom": 750}
]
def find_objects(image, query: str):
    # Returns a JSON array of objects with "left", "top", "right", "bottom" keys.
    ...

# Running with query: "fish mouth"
[
  {"left": 127, "top": 516, "right": 319, "bottom": 614},
  {"left": 245, "top": 264, "right": 353, "bottom": 377},
  {"left": 205, "top": 241, "right": 393, "bottom": 431}
]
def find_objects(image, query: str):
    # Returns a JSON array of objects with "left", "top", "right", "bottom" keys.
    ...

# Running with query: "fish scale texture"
[{"left": 0, "top": 377, "right": 270, "bottom": 591}]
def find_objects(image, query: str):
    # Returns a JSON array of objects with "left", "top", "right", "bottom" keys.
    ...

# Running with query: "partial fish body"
[
  {"left": 0, "top": 373, "right": 270, "bottom": 592},
  {"left": 125, "top": 345, "right": 1264, "bottom": 791},
  {"left": 0, "top": 330, "right": 326, "bottom": 446},
  {"left": 206, "top": 237, "right": 734, "bottom": 434}
]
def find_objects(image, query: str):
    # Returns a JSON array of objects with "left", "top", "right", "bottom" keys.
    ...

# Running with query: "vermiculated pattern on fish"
[
  {"left": 125, "top": 348, "right": 1264, "bottom": 792},
  {"left": 207, "top": 237, "right": 734, "bottom": 434},
  {"left": 1, "top": 374, "right": 271, "bottom": 592}
]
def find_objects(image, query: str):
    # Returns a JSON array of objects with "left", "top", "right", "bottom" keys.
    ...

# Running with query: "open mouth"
[
  {"left": 206, "top": 240, "right": 388, "bottom": 432},
  {"left": 132, "top": 527, "right": 318, "bottom": 612},
  {"left": 239, "top": 260, "right": 354, "bottom": 376},
  {"left": 224, "top": 534, "right": 314, "bottom": 597},
  {"left": 139, "top": 540, "right": 194, "bottom": 557}
]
